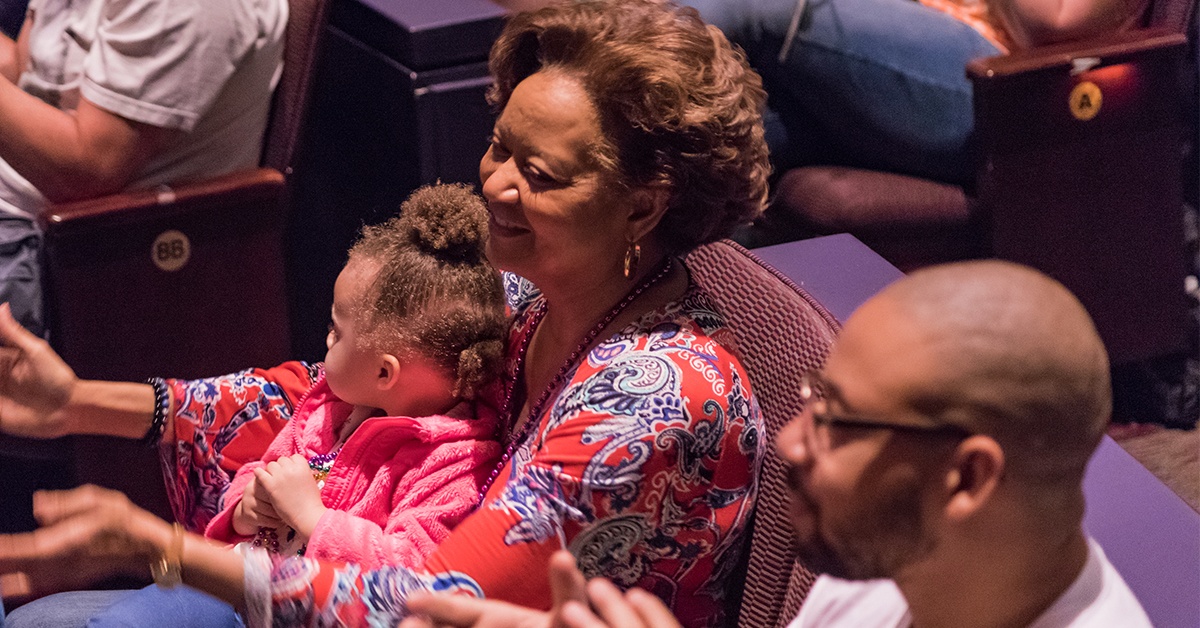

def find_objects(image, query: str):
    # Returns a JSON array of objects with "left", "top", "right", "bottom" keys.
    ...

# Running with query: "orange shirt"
[
  {"left": 918, "top": 0, "right": 1014, "bottom": 52},
  {"left": 918, "top": 0, "right": 1150, "bottom": 54}
]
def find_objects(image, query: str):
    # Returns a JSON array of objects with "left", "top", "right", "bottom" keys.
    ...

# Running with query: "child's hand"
[
  {"left": 232, "top": 475, "right": 282, "bottom": 536},
  {"left": 254, "top": 454, "right": 328, "bottom": 538}
]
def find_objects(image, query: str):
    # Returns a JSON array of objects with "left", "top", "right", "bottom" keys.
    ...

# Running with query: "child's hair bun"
[{"left": 398, "top": 183, "right": 488, "bottom": 263}]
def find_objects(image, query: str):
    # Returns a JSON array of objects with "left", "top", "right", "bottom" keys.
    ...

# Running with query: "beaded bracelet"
[{"left": 142, "top": 377, "right": 169, "bottom": 447}]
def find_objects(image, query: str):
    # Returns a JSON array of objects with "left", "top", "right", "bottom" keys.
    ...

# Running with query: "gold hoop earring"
[{"left": 623, "top": 242, "right": 641, "bottom": 279}]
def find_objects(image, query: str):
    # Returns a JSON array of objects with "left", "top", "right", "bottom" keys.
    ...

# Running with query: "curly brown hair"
[
  {"left": 348, "top": 184, "right": 507, "bottom": 401},
  {"left": 487, "top": 0, "right": 770, "bottom": 254}
]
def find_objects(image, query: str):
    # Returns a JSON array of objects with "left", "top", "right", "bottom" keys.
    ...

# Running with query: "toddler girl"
[
  {"left": 3, "top": 183, "right": 509, "bottom": 628},
  {"left": 205, "top": 182, "right": 507, "bottom": 567}
]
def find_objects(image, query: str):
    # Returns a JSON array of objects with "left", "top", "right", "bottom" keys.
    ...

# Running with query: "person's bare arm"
[
  {"left": 991, "top": 0, "right": 1137, "bottom": 49},
  {"left": 0, "top": 485, "right": 246, "bottom": 608},
  {"left": 0, "top": 13, "right": 31, "bottom": 84},
  {"left": 0, "top": 303, "right": 162, "bottom": 440},
  {"left": 0, "top": 33, "right": 16, "bottom": 83},
  {"left": 178, "top": 528, "right": 248, "bottom": 608},
  {"left": 0, "top": 7, "right": 178, "bottom": 203},
  {"left": 0, "top": 80, "right": 180, "bottom": 203}
]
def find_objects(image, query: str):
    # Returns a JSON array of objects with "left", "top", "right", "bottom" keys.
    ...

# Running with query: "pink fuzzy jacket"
[{"left": 205, "top": 377, "right": 501, "bottom": 570}]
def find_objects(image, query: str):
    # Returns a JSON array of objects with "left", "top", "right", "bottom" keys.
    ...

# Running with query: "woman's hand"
[
  {"left": 400, "top": 551, "right": 589, "bottom": 628},
  {"left": 0, "top": 485, "right": 171, "bottom": 600},
  {"left": 232, "top": 474, "right": 283, "bottom": 536},
  {"left": 555, "top": 580, "right": 682, "bottom": 628},
  {"left": 253, "top": 454, "right": 326, "bottom": 538},
  {"left": 400, "top": 551, "right": 682, "bottom": 628},
  {"left": 400, "top": 595, "right": 554, "bottom": 628},
  {"left": 0, "top": 302, "right": 78, "bottom": 438}
]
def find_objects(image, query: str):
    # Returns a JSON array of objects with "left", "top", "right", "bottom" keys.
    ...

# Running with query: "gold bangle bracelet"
[{"left": 150, "top": 522, "right": 184, "bottom": 588}]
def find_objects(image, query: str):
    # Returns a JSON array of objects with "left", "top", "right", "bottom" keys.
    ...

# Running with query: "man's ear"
[
  {"left": 377, "top": 354, "right": 403, "bottom": 392},
  {"left": 943, "top": 435, "right": 1006, "bottom": 522},
  {"left": 626, "top": 183, "right": 671, "bottom": 243}
]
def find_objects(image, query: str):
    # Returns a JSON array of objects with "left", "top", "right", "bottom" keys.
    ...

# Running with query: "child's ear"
[{"left": 376, "top": 354, "right": 403, "bottom": 391}]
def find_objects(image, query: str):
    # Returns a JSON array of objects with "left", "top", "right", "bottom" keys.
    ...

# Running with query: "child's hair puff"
[{"left": 348, "top": 184, "right": 506, "bottom": 400}]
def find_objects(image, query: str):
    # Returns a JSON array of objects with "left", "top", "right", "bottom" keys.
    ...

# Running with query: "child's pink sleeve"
[
  {"left": 204, "top": 460, "right": 265, "bottom": 543},
  {"left": 205, "top": 415, "right": 303, "bottom": 543},
  {"left": 302, "top": 438, "right": 500, "bottom": 570},
  {"left": 160, "top": 362, "right": 319, "bottom": 532}
]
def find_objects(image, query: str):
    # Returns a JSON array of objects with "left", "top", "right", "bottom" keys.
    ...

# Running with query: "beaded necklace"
[
  {"left": 476, "top": 257, "right": 675, "bottom": 502},
  {"left": 251, "top": 447, "right": 342, "bottom": 554},
  {"left": 308, "top": 448, "right": 339, "bottom": 489}
]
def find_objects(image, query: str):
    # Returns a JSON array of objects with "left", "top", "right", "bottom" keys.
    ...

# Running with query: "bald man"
[{"left": 401, "top": 260, "right": 1150, "bottom": 627}]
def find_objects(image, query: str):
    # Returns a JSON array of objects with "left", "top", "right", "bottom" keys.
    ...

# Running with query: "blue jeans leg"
[
  {"left": 5, "top": 587, "right": 242, "bottom": 628},
  {"left": 0, "top": 216, "right": 42, "bottom": 337},
  {"left": 86, "top": 585, "right": 243, "bottom": 628},
  {"left": 6, "top": 590, "right": 127, "bottom": 628},
  {"left": 681, "top": 0, "right": 1001, "bottom": 184}
]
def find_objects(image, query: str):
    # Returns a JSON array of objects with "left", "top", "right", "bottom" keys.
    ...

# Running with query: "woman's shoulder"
[
  {"left": 623, "top": 283, "right": 743, "bottom": 360},
  {"left": 581, "top": 283, "right": 748, "bottom": 390},
  {"left": 659, "top": 284, "right": 731, "bottom": 335}
]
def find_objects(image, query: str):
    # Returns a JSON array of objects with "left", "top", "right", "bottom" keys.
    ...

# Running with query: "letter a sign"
[{"left": 1069, "top": 81, "right": 1102, "bottom": 121}]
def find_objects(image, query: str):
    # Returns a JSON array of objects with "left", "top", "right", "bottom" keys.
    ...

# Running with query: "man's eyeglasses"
[{"left": 798, "top": 372, "right": 972, "bottom": 453}]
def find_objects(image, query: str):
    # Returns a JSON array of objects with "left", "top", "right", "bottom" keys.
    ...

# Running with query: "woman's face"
[{"left": 479, "top": 70, "right": 630, "bottom": 287}]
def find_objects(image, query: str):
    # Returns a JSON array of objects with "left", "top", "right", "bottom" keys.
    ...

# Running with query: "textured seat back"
[
  {"left": 32, "top": 0, "right": 332, "bottom": 526},
  {"left": 684, "top": 240, "right": 840, "bottom": 628},
  {"left": 1146, "top": 0, "right": 1197, "bottom": 32},
  {"left": 261, "top": 0, "right": 330, "bottom": 173}
]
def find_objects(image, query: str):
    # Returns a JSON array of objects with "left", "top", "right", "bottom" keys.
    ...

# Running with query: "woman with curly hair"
[{"left": 0, "top": 1, "right": 773, "bottom": 626}]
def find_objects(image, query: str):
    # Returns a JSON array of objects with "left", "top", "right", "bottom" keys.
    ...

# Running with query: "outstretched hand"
[
  {"left": 399, "top": 550, "right": 588, "bottom": 628},
  {"left": 555, "top": 579, "right": 682, "bottom": 628},
  {"left": 0, "top": 485, "right": 171, "bottom": 602},
  {"left": 0, "top": 302, "right": 77, "bottom": 438},
  {"left": 399, "top": 550, "right": 682, "bottom": 628}
]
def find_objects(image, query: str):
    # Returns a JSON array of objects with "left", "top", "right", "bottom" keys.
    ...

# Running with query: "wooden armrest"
[
  {"left": 38, "top": 167, "right": 285, "bottom": 231},
  {"left": 967, "top": 28, "right": 1187, "bottom": 78}
]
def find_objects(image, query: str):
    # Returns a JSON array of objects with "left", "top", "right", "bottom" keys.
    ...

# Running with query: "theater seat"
[
  {"left": 40, "top": 0, "right": 329, "bottom": 382},
  {"left": 685, "top": 240, "right": 840, "bottom": 628},
  {"left": 770, "top": 0, "right": 1196, "bottom": 274},
  {"left": 23, "top": 0, "right": 331, "bottom": 524},
  {"left": 767, "top": 0, "right": 1196, "bottom": 399}
]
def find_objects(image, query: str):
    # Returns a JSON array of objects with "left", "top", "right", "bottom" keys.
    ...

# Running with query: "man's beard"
[{"left": 790, "top": 467, "right": 936, "bottom": 580}]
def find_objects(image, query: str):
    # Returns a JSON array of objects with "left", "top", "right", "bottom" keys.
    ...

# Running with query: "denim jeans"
[
  {"left": 681, "top": 0, "right": 1001, "bottom": 185},
  {"left": 0, "top": 216, "right": 42, "bottom": 337},
  {"left": 6, "top": 586, "right": 243, "bottom": 628}
]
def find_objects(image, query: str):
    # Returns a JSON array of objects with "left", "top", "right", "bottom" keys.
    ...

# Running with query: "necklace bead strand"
[
  {"left": 252, "top": 447, "right": 341, "bottom": 553},
  {"left": 477, "top": 257, "right": 676, "bottom": 502}
]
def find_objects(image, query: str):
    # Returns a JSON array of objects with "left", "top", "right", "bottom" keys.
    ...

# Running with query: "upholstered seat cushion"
[{"left": 771, "top": 166, "right": 982, "bottom": 271}]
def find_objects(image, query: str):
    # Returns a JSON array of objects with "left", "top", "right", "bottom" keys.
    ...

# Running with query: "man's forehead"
[{"left": 823, "top": 294, "right": 944, "bottom": 409}]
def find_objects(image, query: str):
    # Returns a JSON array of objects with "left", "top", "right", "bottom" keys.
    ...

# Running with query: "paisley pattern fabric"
[
  {"left": 160, "top": 361, "right": 320, "bottom": 532},
  {"left": 240, "top": 283, "right": 765, "bottom": 628}
]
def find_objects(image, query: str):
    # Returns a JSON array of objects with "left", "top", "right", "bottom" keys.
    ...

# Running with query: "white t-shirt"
[
  {"left": 789, "top": 539, "right": 1151, "bottom": 627},
  {"left": 0, "top": 0, "right": 287, "bottom": 219}
]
